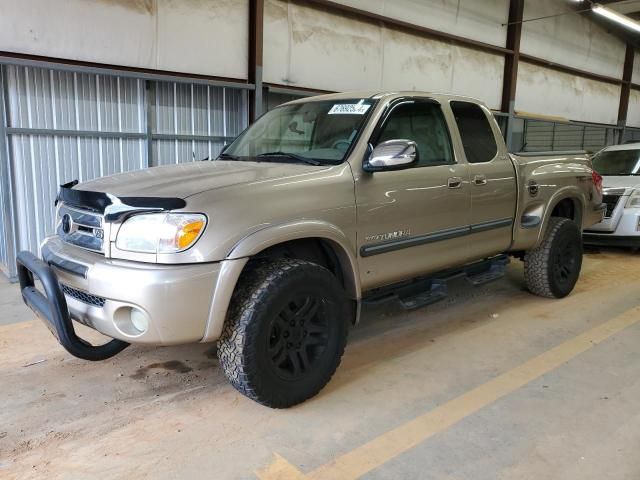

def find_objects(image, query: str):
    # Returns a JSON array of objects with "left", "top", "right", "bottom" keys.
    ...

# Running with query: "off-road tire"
[
  {"left": 524, "top": 217, "right": 583, "bottom": 298},
  {"left": 217, "top": 258, "right": 350, "bottom": 408}
]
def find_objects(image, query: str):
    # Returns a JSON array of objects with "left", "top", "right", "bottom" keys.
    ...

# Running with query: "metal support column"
[
  {"left": 248, "top": 0, "right": 264, "bottom": 122},
  {"left": 501, "top": 0, "right": 524, "bottom": 152},
  {"left": 618, "top": 44, "right": 635, "bottom": 144},
  {"left": 145, "top": 80, "right": 154, "bottom": 166}
]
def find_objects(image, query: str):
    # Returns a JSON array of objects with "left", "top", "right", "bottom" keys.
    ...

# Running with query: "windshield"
[
  {"left": 221, "top": 98, "right": 376, "bottom": 164},
  {"left": 592, "top": 149, "right": 640, "bottom": 176}
]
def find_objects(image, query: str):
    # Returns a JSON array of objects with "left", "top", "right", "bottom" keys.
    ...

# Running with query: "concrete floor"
[{"left": 1, "top": 249, "right": 640, "bottom": 480}]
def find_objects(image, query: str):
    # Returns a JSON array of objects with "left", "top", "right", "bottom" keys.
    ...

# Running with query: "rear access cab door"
[{"left": 448, "top": 101, "right": 517, "bottom": 258}]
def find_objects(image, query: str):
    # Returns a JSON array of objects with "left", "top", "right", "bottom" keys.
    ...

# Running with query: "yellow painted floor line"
[
  {"left": 256, "top": 453, "right": 309, "bottom": 480},
  {"left": 256, "top": 306, "right": 640, "bottom": 480}
]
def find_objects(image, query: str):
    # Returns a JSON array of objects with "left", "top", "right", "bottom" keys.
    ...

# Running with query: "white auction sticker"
[{"left": 328, "top": 103, "right": 371, "bottom": 115}]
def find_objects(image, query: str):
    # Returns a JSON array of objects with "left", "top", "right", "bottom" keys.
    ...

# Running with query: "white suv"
[{"left": 584, "top": 143, "right": 640, "bottom": 248}]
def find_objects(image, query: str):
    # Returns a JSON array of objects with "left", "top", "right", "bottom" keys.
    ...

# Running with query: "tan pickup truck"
[{"left": 17, "top": 91, "right": 604, "bottom": 408}]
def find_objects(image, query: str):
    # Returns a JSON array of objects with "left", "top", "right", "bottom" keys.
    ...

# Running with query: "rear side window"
[{"left": 450, "top": 101, "right": 497, "bottom": 164}]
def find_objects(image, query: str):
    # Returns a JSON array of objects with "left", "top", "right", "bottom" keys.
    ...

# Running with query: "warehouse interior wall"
[
  {"left": 1, "top": 0, "right": 640, "bottom": 278},
  {"left": 0, "top": 0, "right": 249, "bottom": 79},
  {"left": 0, "top": 0, "right": 636, "bottom": 124},
  {"left": 317, "top": 0, "right": 511, "bottom": 47},
  {"left": 628, "top": 54, "right": 640, "bottom": 128},
  {"left": 265, "top": 0, "right": 631, "bottom": 124},
  {"left": 263, "top": 0, "right": 505, "bottom": 108},
  {"left": 628, "top": 89, "right": 640, "bottom": 128},
  {"left": 515, "top": 62, "right": 621, "bottom": 125},
  {"left": 521, "top": 0, "right": 625, "bottom": 78}
]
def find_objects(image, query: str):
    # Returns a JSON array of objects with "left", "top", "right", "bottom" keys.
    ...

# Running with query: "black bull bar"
[{"left": 16, "top": 251, "right": 129, "bottom": 361}]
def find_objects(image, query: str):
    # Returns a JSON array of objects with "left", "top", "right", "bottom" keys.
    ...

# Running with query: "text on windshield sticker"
[{"left": 328, "top": 104, "right": 371, "bottom": 115}]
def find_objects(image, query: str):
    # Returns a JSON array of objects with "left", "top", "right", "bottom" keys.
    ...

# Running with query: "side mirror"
[{"left": 364, "top": 139, "right": 418, "bottom": 172}]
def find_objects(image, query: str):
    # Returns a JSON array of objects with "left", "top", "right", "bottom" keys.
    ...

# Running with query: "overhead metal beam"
[
  {"left": 248, "top": 0, "right": 265, "bottom": 122},
  {"left": 0, "top": 51, "right": 254, "bottom": 90},
  {"left": 264, "top": 83, "right": 333, "bottom": 97}
]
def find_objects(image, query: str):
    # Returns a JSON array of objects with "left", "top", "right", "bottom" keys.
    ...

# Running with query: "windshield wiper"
[
  {"left": 257, "top": 151, "right": 321, "bottom": 166},
  {"left": 218, "top": 152, "right": 240, "bottom": 160}
]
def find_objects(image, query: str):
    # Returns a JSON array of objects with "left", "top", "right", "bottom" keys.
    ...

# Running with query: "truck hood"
[
  {"left": 602, "top": 175, "right": 640, "bottom": 194},
  {"left": 76, "top": 161, "right": 328, "bottom": 199}
]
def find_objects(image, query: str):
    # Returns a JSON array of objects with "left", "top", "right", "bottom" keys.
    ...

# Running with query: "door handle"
[
  {"left": 447, "top": 177, "right": 462, "bottom": 189},
  {"left": 473, "top": 175, "right": 488, "bottom": 186}
]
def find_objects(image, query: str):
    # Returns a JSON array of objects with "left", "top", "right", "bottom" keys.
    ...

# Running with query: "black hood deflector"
[{"left": 56, "top": 180, "right": 187, "bottom": 221}]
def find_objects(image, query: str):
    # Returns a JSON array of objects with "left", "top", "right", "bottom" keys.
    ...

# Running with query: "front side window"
[
  {"left": 592, "top": 149, "right": 640, "bottom": 176},
  {"left": 223, "top": 99, "right": 375, "bottom": 164},
  {"left": 375, "top": 100, "right": 454, "bottom": 167},
  {"left": 450, "top": 101, "right": 498, "bottom": 164}
]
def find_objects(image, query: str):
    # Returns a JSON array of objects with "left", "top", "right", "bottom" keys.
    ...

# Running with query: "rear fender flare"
[{"left": 534, "top": 188, "right": 585, "bottom": 248}]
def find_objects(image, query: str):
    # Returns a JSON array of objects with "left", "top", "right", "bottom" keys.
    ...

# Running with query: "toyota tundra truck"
[{"left": 17, "top": 91, "right": 604, "bottom": 408}]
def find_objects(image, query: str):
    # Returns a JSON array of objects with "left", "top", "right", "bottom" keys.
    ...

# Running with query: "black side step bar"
[
  {"left": 363, "top": 254, "right": 510, "bottom": 311},
  {"left": 16, "top": 251, "right": 129, "bottom": 361}
]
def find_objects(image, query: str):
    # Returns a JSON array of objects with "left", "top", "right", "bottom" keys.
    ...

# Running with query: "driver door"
[{"left": 355, "top": 98, "right": 473, "bottom": 291}]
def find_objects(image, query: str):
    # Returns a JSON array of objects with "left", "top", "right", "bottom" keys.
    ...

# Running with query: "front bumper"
[
  {"left": 21, "top": 236, "right": 224, "bottom": 349},
  {"left": 584, "top": 208, "right": 640, "bottom": 248},
  {"left": 582, "top": 233, "right": 640, "bottom": 248}
]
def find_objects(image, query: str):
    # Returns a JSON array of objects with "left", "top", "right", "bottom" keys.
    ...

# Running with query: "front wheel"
[
  {"left": 524, "top": 217, "right": 583, "bottom": 298},
  {"left": 217, "top": 258, "right": 350, "bottom": 408}
]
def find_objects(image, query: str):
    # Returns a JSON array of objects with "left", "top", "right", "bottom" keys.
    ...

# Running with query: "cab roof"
[
  {"left": 284, "top": 90, "right": 488, "bottom": 108},
  {"left": 603, "top": 142, "right": 640, "bottom": 151}
]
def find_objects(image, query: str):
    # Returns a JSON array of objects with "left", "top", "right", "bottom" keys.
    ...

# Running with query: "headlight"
[
  {"left": 116, "top": 213, "right": 207, "bottom": 254},
  {"left": 626, "top": 190, "right": 640, "bottom": 208}
]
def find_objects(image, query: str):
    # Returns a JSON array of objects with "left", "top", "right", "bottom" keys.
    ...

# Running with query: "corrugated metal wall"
[
  {"left": 0, "top": 65, "right": 12, "bottom": 277},
  {"left": 0, "top": 63, "right": 249, "bottom": 278},
  {"left": 622, "top": 128, "right": 640, "bottom": 144},
  {"left": 6, "top": 65, "right": 148, "bottom": 260},
  {"left": 517, "top": 118, "right": 622, "bottom": 153},
  {"left": 151, "top": 82, "right": 247, "bottom": 165}
]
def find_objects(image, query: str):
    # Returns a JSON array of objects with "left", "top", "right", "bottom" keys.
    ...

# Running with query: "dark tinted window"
[
  {"left": 592, "top": 149, "right": 640, "bottom": 176},
  {"left": 450, "top": 101, "right": 497, "bottom": 163},
  {"left": 376, "top": 100, "right": 454, "bottom": 167}
]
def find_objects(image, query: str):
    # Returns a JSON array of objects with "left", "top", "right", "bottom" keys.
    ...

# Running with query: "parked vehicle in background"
[
  {"left": 583, "top": 143, "right": 640, "bottom": 249},
  {"left": 17, "top": 91, "right": 604, "bottom": 408}
]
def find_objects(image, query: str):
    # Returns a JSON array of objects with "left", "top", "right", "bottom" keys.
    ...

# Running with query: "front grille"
[
  {"left": 602, "top": 194, "right": 621, "bottom": 218},
  {"left": 57, "top": 204, "right": 105, "bottom": 253},
  {"left": 61, "top": 284, "right": 106, "bottom": 308}
]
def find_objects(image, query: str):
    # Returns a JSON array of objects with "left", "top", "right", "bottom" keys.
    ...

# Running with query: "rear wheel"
[
  {"left": 217, "top": 258, "right": 349, "bottom": 408},
  {"left": 524, "top": 217, "right": 583, "bottom": 298}
]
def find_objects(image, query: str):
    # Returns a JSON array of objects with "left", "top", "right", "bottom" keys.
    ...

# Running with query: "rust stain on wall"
[
  {"left": 87, "top": 0, "right": 155, "bottom": 15},
  {"left": 157, "top": 0, "right": 246, "bottom": 18},
  {"left": 266, "top": 0, "right": 288, "bottom": 19},
  {"left": 385, "top": 29, "right": 453, "bottom": 76},
  {"left": 290, "top": 2, "right": 381, "bottom": 57}
]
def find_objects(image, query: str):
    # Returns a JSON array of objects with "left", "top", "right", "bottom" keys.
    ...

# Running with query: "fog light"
[
  {"left": 114, "top": 306, "right": 149, "bottom": 336},
  {"left": 130, "top": 308, "right": 149, "bottom": 333}
]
